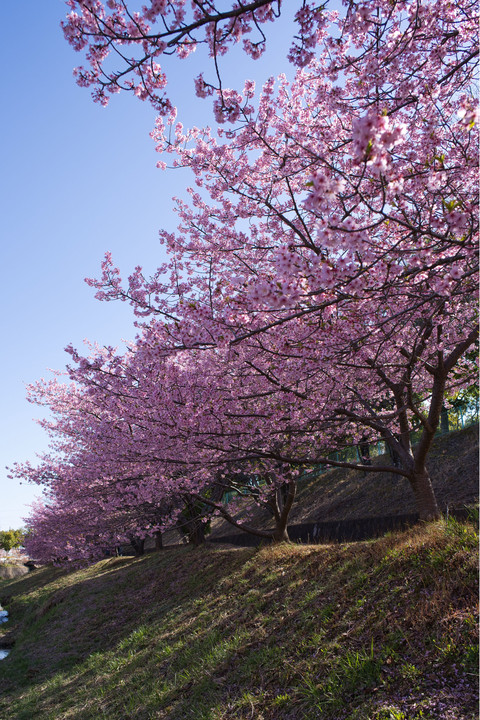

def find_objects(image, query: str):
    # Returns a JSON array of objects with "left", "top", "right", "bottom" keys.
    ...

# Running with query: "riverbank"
[{"left": 0, "top": 517, "right": 478, "bottom": 719}]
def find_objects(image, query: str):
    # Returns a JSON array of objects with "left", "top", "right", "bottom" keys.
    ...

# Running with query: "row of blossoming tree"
[{"left": 13, "top": 0, "right": 478, "bottom": 563}]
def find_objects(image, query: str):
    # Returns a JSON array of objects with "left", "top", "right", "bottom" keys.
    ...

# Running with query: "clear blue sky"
[{"left": 0, "top": 0, "right": 297, "bottom": 528}]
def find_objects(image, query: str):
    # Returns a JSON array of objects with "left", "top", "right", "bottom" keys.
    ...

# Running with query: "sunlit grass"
[{"left": 0, "top": 518, "right": 477, "bottom": 719}]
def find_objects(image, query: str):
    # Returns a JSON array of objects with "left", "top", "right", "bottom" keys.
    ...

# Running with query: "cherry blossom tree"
[
  {"left": 15, "top": 272, "right": 477, "bottom": 562},
  {"left": 23, "top": 498, "right": 112, "bottom": 565},
  {"left": 61, "top": 0, "right": 326, "bottom": 113},
  {"left": 22, "top": 473, "right": 178, "bottom": 563},
  {"left": 14, "top": 339, "right": 301, "bottom": 545},
  {"left": 15, "top": 0, "right": 478, "bottom": 558},
  {"left": 84, "top": 0, "right": 478, "bottom": 519}
]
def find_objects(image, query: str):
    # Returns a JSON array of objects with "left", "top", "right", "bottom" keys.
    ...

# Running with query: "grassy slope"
[
  {"left": 209, "top": 425, "right": 479, "bottom": 537},
  {"left": 0, "top": 519, "right": 478, "bottom": 720}
]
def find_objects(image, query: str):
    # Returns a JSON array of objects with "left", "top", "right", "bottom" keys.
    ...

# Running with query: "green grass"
[{"left": 0, "top": 518, "right": 478, "bottom": 719}]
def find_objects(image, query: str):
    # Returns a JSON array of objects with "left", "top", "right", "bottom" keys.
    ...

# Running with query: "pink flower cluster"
[
  {"left": 194, "top": 73, "right": 214, "bottom": 99},
  {"left": 213, "top": 89, "right": 245, "bottom": 124},
  {"left": 304, "top": 170, "right": 345, "bottom": 214},
  {"left": 446, "top": 209, "right": 469, "bottom": 236},
  {"left": 352, "top": 113, "right": 407, "bottom": 175},
  {"left": 457, "top": 102, "right": 479, "bottom": 129}
]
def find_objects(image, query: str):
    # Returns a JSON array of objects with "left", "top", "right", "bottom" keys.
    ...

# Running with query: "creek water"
[{"left": 0, "top": 606, "right": 10, "bottom": 659}]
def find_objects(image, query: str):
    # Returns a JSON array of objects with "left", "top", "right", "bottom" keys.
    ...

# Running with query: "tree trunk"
[
  {"left": 387, "top": 442, "right": 401, "bottom": 468},
  {"left": 358, "top": 439, "right": 372, "bottom": 466},
  {"left": 154, "top": 531, "right": 163, "bottom": 550},
  {"left": 409, "top": 470, "right": 441, "bottom": 521},
  {"left": 130, "top": 537, "right": 145, "bottom": 556},
  {"left": 272, "top": 524, "right": 290, "bottom": 542},
  {"left": 270, "top": 480, "right": 296, "bottom": 543},
  {"left": 188, "top": 520, "right": 206, "bottom": 546}
]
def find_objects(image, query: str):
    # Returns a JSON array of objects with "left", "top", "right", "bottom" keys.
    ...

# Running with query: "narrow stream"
[{"left": 0, "top": 606, "right": 10, "bottom": 659}]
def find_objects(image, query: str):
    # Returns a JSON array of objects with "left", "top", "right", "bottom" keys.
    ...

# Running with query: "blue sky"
[{"left": 0, "top": 0, "right": 297, "bottom": 528}]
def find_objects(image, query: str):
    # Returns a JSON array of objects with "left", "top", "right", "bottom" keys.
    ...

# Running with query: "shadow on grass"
[
  {"left": 0, "top": 547, "right": 254, "bottom": 693},
  {"left": 2, "top": 544, "right": 330, "bottom": 719},
  {"left": 0, "top": 522, "right": 478, "bottom": 720}
]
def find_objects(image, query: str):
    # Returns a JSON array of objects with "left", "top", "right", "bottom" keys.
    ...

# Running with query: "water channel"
[{"left": 0, "top": 606, "right": 10, "bottom": 659}]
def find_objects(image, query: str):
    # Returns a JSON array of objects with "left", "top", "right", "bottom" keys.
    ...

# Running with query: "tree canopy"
[
  {"left": 12, "top": 0, "right": 479, "bottom": 562},
  {"left": 0, "top": 528, "right": 25, "bottom": 553}
]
